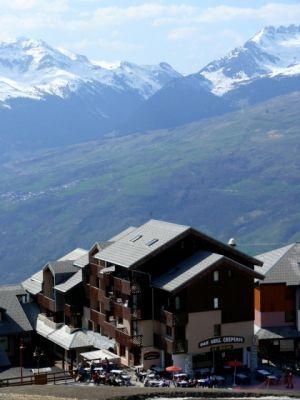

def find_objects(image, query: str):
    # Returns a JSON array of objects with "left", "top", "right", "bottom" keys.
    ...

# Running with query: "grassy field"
[{"left": 0, "top": 91, "right": 300, "bottom": 283}]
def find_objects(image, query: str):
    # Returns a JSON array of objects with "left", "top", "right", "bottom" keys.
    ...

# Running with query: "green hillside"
[{"left": 0, "top": 91, "right": 300, "bottom": 283}]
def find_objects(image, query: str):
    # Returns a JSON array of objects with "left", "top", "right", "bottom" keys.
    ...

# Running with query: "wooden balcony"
[
  {"left": 99, "top": 274, "right": 110, "bottom": 290},
  {"left": 90, "top": 309, "right": 105, "bottom": 326},
  {"left": 64, "top": 304, "right": 82, "bottom": 318},
  {"left": 162, "top": 310, "right": 188, "bottom": 327},
  {"left": 98, "top": 289, "right": 111, "bottom": 311},
  {"left": 164, "top": 337, "right": 187, "bottom": 354},
  {"left": 113, "top": 302, "right": 141, "bottom": 321},
  {"left": 114, "top": 277, "right": 131, "bottom": 296},
  {"left": 90, "top": 285, "right": 99, "bottom": 302},
  {"left": 115, "top": 328, "right": 143, "bottom": 348},
  {"left": 102, "top": 321, "right": 116, "bottom": 338},
  {"left": 90, "top": 263, "right": 99, "bottom": 277},
  {"left": 37, "top": 293, "right": 56, "bottom": 312}
]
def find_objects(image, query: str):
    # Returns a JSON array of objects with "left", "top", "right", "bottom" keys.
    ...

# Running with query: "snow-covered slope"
[
  {"left": 0, "top": 37, "right": 181, "bottom": 104},
  {"left": 200, "top": 25, "right": 300, "bottom": 95}
]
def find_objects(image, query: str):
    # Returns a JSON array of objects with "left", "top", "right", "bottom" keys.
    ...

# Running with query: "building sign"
[
  {"left": 210, "top": 345, "right": 233, "bottom": 352},
  {"left": 144, "top": 351, "right": 160, "bottom": 361},
  {"left": 199, "top": 336, "right": 244, "bottom": 349}
]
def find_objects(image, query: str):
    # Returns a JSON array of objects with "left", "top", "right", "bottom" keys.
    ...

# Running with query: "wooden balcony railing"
[
  {"left": 114, "top": 277, "right": 131, "bottom": 296},
  {"left": 90, "top": 309, "right": 105, "bottom": 326},
  {"left": 90, "top": 263, "right": 99, "bottom": 277},
  {"left": 115, "top": 328, "right": 143, "bottom": 348},
  {"left": 102, "top": 321, "right": 116, "bottom": 338},
  {"left": 64, "top": 304, "right": 82, "bottom": 317},
  {"left": 90, "top": 285, "right": 99, "bottom": 302},
  {"left": 98, "top": 289, "right": 111, "bottom": 311},
  {"left": 162, "top": 310, "right": 188, "bottom": 327},
  {"left": 37, "top": 293, "right": 56, "bottom": 312}
]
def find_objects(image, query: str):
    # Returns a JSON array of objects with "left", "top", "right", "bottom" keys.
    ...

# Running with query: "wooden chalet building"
[
  {"left": 86, "top": 220, "right": 264, "bottom": 371},
  {"left": 255, "top": 243, "right": 300, "bottom": 361}
]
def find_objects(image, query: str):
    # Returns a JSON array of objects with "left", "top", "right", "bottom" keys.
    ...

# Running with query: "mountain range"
[{"left": 0, "top": 25, "right": 300, "bottom": 149}]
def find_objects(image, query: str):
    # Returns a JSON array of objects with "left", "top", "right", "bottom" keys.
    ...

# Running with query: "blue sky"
[{"left": 0, "top": 0, "right": 300, "bottom": 73}]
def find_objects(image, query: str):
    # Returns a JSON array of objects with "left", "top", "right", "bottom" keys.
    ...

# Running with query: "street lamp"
[
  {"left": 19, "top": 338, "right": 25, "bottom": 384},
  {"left": 33, "top": 347, "right": 45, "bottom": 374}
]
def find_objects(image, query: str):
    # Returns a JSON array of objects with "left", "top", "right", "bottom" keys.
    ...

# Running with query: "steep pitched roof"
[
  {"left": 153, "top": 251, "right": 264, "bottom": 293},
  {"left": 0, "top": 285, "right": 33, "bottom": 334},
  {"left": 95, "top": 219, "right": 190, "bottom": 268},
  {"left": 256, "top": 243, "right": 300, "bottom": 286},
  {"left": 47, "top": 261, "right": 78, "bottom": 276},
  {"left": 54, "top": 269, "right": 82, "bottom": 293},
  {"left": 58, "top": 248, "right": 88, "bottom": 262}
]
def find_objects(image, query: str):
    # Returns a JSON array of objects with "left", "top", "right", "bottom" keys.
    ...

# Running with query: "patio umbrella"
[
  {"left": 226, "top": 360, "right": 243, "bottom": 386},
  {"left": 166, "top": 365, "right": 182, "bottom": 372},
  {"left": 166, "top": 365, "right": 182, "bottom": 379}
]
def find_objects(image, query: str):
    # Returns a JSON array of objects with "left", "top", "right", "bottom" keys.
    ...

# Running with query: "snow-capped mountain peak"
[
  {"left": 200, "top": 24, "right": 300, "bottom": 95},
  {"left": 0, "top": 37, "right": 181, "bottom": 103}
]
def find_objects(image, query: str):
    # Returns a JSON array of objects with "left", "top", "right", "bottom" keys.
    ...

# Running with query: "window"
[
  {"left": 214, "top": 297, "right": 219, "bottom": 309},
  {"left": 146, "top": 238, "right": 159, "bottom": 246},
  {"left": 130, "top": 234, "right": 142, "bottom": 242},
  {"left": 228, "top": 270, "right": 232, "bottom": 278},
  {"left": 175, "top": 296, "right": 180, "bottom": 310},
  {"left": 214, "top": 324, "right": 221, "bottom": 337},
  {"left": 213, "top": 271, "right": 219, "bottom": 282}
]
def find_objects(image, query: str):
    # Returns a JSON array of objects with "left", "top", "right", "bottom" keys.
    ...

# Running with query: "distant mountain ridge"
[
  {"left": 1, "top": 26, "right": 300, "bottom": 148},
  {"left": 200, "top": 25, "right": 300, "bottom": 95},
  {"left": 0, "top": 37, "right": 181, "bottom": 103},
  {"left": 0, "top": 38, "right": 181, "bottom": 149},
  {"left": 125, "top": 24, "right": 300, "bottom": 132}
]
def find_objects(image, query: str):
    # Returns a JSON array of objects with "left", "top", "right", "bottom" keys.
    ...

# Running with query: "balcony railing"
[
  {"left": 162, "top": 310, "right": 188, "bottom": 327},
  {"left": 37, "top": 293, "right": 56, "bottom": 312},
  {"left": 90, "top": 285, "right": 99, "bottom": 302},
  {"left": 90, "top": 309, "right": 105, "bottom": 326},
  {"left": 115, "top": 328, "right": 143, "bottom": 348},
  {"left": 98, "top": 289, "right": 111, "bottom": 312},
  {"left": 114, "top": 277, "right": 131, "bottom": 296},
  {"left": 64, "top": 304, "right": 82, "bottom": 317}
]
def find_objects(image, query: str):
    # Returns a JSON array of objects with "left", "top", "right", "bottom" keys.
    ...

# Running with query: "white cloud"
[
  {"left": 168, "top": 27, "right": 200, "bottom": 41},
  {"left": 0, "top": 0, "right": 69, "bottom": 13}
]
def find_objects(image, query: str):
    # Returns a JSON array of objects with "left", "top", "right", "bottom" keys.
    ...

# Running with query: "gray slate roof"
[
  {"left": 22, "top": 270, "right": 43, "bottom": 295},
  {"left": 95, "top": 219, "right": 190, "bottom": 268},
  {"left": 58, "top": 248, "right": 88, "bottom": 262},
  {"left": 256, "top": 326, "right": 300, "bottom": 340},
  {"left": 73, "top": 253, "right": 89, "bottom": 268},
  {"left": 54, "top": 269, "right": 83, "bottom": 293},
  {"left": 36, "top": 316, "right": 115, "bottom": 350},
  {"left": 153, "top": 252, "right": 222, "bottom": 292},
  {"left": 109, "top": 226, "right": 137, "bottom": 242},
  {"left": 0, "top": 285, "right": 33, "bottom": 334},
  {"left": 47, "top": 261, "right": 79, "bottom": 276},
  {"left": 153, "top": 250, "right": 263, "bottom": 293},
  {"left": 256, "top": 243, "right": 300, "bottom": 286}
]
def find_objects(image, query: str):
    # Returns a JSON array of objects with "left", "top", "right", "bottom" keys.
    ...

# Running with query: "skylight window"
[
  {"left": 146, "top": 238, "right": 159, "bottom": 246},
  {"left": 130, "top": 234, "right": 142, "bottom": 242}
]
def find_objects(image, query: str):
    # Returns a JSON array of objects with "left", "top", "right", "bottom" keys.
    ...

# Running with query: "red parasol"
[
  {"left": 226, "top": 360, "right": 243, "bottom": 386},
  {"left": 166, "top": 365, "right": 182, "bottom": 372},
  {"left": 226, "top": 360, "right": 243, "bottom": 367}
]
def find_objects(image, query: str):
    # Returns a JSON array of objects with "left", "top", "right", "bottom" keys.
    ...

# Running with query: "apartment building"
[
  {"left": 255, "top": 243, "right": 300, "bottom": 360},
  {"left": 86, "top": 220, "right": 263, "bottom": 370},
  {"left": 22, "top": 219, "right": 264, "bottom": 371}
]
